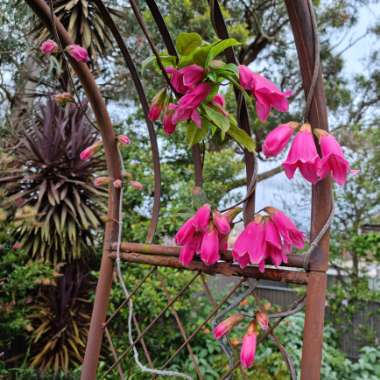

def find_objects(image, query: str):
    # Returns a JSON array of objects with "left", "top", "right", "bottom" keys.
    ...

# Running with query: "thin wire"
[{"left": 113, "top": 150, "right": 193, "bottom": 380}]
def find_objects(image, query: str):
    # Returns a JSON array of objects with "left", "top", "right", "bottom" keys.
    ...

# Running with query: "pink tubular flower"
[
  {"left": 66, "top": 44, "right": 89, "bottom": 63},
  {"left": 283, "top": 123, "right": 320, "bottom": 184},
  {"left": 172, "top": 83, "right": 211, "bottom": 128},
  {"left": 316, "top": 129, "right": 351, "bottom": 185},
  {"left": 179, "top": 236, "right": 201, "bottom": 266},
  {"left": 166, "top": 64, "right": 204, "bottom": 94},
  {"left": 118, "top": 135, "right": 131, "bottom": 145},
  {"left": 267, "top": 208, "right": 304, "bottom": 250},
  {"left": 181, "top": 64, "right": 204, "bottom": 88},
  {"left": 263, "top": 122, "right": 298, "bottom": 157},
  {"left": 240, "top": 322, "right": 258, "bottom": 369},
  {"left": 232, "top": 217, "right": 266, "bottom": 270},
  {"left": 239, "top": 65, "right": 291, "bottom": 122},
  {"left": 264, "top": 219, "right": 286, "bottom": 266},
  {"left": 40, "top": 39, "right": 58, "bottom": 55},
  {"left": 256, "top": 311, "right": 269, "bottom": 331},
  {"left": 233, "top": 209, "right": 303, "bottom": 272},
  {"left": 194, "top": 204, "right": 212, "bottom": 231},
  {"left": 213, "top": 313, "right": 244, "bottom": 340},
  {"left": 213, "top": 211, "right": 231, "bottom": 235},
  {"left": 80, "top": 140, "right": 102, "bottom": 160},
  {"left": 175, "top": 204, "right": 233, "bottom": 267},
  {"left": 200, "top": 228, "right": 220, "bottom": 265}
]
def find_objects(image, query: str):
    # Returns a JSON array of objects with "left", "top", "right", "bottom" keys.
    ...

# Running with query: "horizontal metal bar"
[
  {"left": 112, "top": 242, "right": 308, "bottom": 269},
  {"left": 109, "top": 251, "right": 309, "bottom": 285}
]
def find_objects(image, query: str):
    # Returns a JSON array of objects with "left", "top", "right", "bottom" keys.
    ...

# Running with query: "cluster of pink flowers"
[
  {"left": 263, "top": 122, "right": 353, "bottom": 185},
  {"left": 174, "top": 204, "right": 232, "bottom": 266},
  {"left": 213, "top": 311, "right": 269, "bottom": 369},
  {"left": 232, "top": 208, "right": 304, "bottom": 271},
  {"left": 148, "top": 64, "right": 228, "bottom": 135},
  {"left": 239, "top": 65, "right": 292, "bottom": 122},
  {"left": 175, "top": 205, "right": 303, "bottom": 272},
  {"left": 40, "top": 40, "right": 89, "bottom": 63}
]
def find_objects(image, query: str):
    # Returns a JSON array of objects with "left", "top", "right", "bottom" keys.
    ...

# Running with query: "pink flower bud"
[
  {"left": 263, "top": 122, "right": 298, "bottom": 157},
  {"left": 113, "top": 179, "right": 122, "bottom": 188},
  {"left": 213, "top": 313, "right": 244, "bottom": 340},
  {"left": 66, "top": 44, "right": 89, "bottom": 63},
  {"left": 148, "top": 89, "right": 166, "bottom": 121},
  {"left": 213, "top": 211, "right": 231, "bottom": 235},
  {"left": 12, "top": 242, "right": 23, "bottom": 250},
  {"left": 148, "top": 103, "right": 162, "bottom": 121},
  {"left": 80, "top": 140, "right": 102, "bottom": 160},
  {"left": 40, "top": 39, "right": 58, "bottom": 55},
  {"left": 129, "top": 180, "right": 144, "bottom": 190},
  {"left": 94, "top": 177, "right": 112, "bottom": 187},
  {"left": 118, "top": 135, "right": 131, "bottom": 145},
  {"left": 54, "top": 92, "right": 74, "bottom": 106},
  {"left": 240, "top": 322, "right": 258, "bottom": 369}
]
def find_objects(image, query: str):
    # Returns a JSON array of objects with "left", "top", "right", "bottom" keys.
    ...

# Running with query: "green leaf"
[
  {"left": 142, "top": 55, "right": 176, "bottom": 72},
  {"left": 206, "top": 38, "right": 240, "bottom": 65},
  {"left": 176, "top": 32, "right": 203, "bottom": 55},
  {"left": 186, "top": 122, "right": 208, "bottom": 146},
  {"left": 227, "top": 120, "right": 256, "bottom": 152},
  {"left": 192, "top": 45, "right": 212, "bottom": 67},
  {"left": 203, "top": 105, "right": 230, "bottom": 137}
]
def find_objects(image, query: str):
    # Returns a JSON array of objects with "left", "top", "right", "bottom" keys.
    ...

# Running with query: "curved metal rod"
[
  {"left": 146, "top": 0, "right": 178, "bottom": 58},
  {"left": 23, "top": 1, "right": 123, "bottom": 379},
  {"left": 93, "top": 0, "right": 161, "bottom": 244},
  {"left": 208, "top": 0, "right": 256, "bottom": 223}
]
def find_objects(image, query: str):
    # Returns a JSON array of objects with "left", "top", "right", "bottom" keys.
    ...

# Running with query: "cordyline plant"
[
  {"left": 0, "top": 96, "right": 107, "bottom": 263},
  {"left": 28, "top": 262, "right": 93, "bottom": 372}
]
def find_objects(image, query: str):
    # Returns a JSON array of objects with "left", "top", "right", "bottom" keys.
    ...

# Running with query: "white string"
[{"left": 113, "top": 150, "right": 193, "bottom": 380}]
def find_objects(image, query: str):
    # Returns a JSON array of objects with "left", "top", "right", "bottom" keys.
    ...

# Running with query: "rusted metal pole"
[
  {"left": 285, "top": 1, "right": 332, "bottom": 379},
  {"left": 110, "top": 252, "right": 309, "bottom": 285},
  {"left": 23, "top": 1, "right": 122, "bottom": 379},
  {"left": 113, "top": 241, "right": 308, "bottom": 268}
]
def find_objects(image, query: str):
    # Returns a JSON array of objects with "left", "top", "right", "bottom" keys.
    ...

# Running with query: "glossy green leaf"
[
  {"left": 206, "top": 38, "right": 240, "bottom": 65},
  {"left": 226, "top": 120, "right": 256, "bottom": 152},
  {"left": 176, "top": 32, "right": 202, "bottom": 55}
]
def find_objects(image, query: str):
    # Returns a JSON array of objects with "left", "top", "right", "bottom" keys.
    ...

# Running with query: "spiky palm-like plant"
[
  {"left": 1, "top": 97, "right": 107, "bottom": 263},
  {"left": 28, "top": 262, "right": 93, "bottom": 372},
  {"left": 35, "top": 0, "right": 122, "bottom": 61}
]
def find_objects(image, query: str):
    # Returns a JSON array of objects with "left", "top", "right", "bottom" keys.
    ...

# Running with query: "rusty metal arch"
[{"left": 24, "top": 0, "right": 332, "bottom": 379}]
